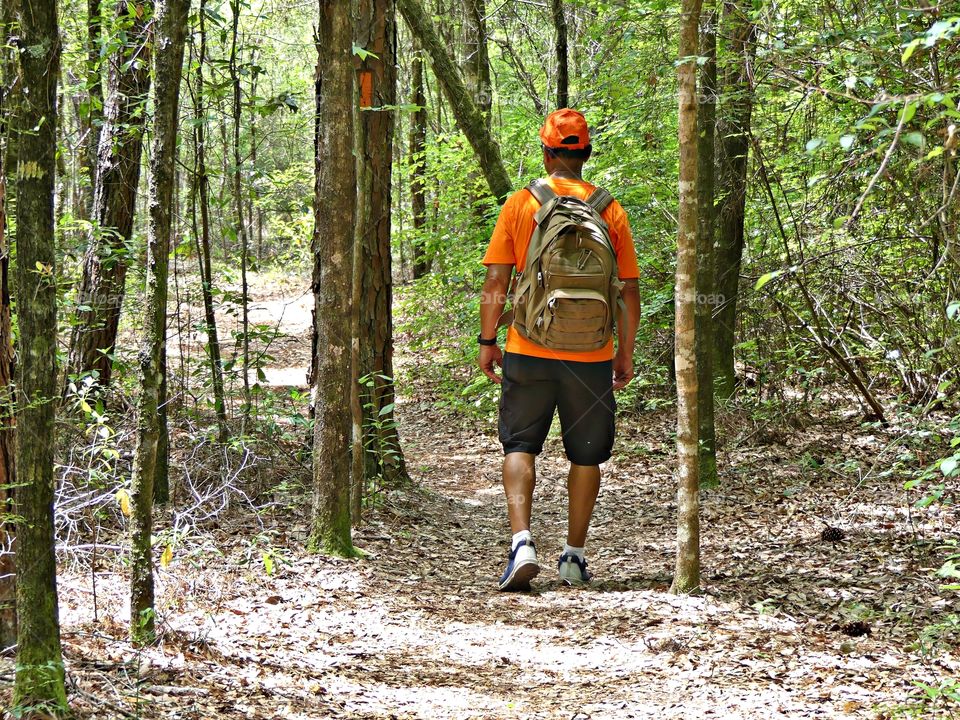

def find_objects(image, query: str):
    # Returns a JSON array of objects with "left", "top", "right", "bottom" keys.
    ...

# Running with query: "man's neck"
[{"left": 549, "top": 170, "right": 583, "bottom": 180}]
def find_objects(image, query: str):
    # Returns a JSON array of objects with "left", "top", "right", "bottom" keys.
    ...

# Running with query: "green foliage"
[{"left": 358, "top": 372, "right": 407, "bottom": 509}]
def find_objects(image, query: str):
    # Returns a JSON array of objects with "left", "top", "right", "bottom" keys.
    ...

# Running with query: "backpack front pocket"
[{"left": 538, "top": 288, "right": 610, "bottom": 350}]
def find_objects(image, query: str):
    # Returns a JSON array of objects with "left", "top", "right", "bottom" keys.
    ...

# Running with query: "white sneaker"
[
  {"left": 498, "top": 539, "right": 540, "bottom": 591},
  {"left": 558, "top": 552, "right": 592, "bottom": 586}
]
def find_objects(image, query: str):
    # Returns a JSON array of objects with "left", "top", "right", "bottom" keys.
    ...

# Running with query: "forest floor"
[{"left": 2, "top": 272, "right": 957, "bottom": 719}]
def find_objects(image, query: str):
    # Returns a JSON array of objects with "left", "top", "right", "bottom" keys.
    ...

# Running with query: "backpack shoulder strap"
[
  {"left": 528, "top": 180, "right": 559, "bottom": 226},
  {"left": 527, "top": 179, "right": 556, "bottom": 206},
  {"left": 586, "top": 187, "right": 614, "bottom": 214}
]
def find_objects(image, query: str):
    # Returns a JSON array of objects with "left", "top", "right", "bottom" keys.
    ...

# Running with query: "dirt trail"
[
  {"left": 57, "top": 401, "right": 941, "bottom": 719},
  {"left": 13, "top": 275, "right": 954, "bottom": 719}
]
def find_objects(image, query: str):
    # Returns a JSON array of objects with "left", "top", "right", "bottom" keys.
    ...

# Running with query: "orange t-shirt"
[{"left": 482, "top": 177, "right": 640, "bottom": 362}]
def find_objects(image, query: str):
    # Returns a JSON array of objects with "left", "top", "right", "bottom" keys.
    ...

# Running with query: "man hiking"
[{"left": 478, "top": 109, "right": 641, "bottom": 591}]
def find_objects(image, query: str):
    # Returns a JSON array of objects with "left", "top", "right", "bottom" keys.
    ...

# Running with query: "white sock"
[
  {"left": 563, "top": 544, "right": 585, "bottom": 560},
  {"left": 512, "top": 530, "right": 532, "bottom": 550}
]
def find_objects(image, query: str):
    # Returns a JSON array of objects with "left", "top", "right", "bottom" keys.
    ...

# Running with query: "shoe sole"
[{"left": 498, "top": 560, "right": 540, "bottom": 591}]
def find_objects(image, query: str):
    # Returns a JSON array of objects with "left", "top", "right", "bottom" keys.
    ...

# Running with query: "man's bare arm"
[
  {"left": 479, "top": 264, "right": 513, "bottom": 383},
  {"left": 614, "top": 279, "right": 640, "bottom": 389}
]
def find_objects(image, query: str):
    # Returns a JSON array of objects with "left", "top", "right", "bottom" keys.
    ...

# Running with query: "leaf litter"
[{"left": 0, "top": 277, "right": 955, "bottom": 719}]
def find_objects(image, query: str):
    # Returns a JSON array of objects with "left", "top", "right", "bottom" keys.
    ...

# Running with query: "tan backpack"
[{"left": 507, "top": 179, "right": 624, "bottom": 352}]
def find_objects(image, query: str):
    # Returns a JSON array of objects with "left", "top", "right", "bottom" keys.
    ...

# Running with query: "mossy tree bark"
[
  {"left": 670, "top": 0, "right": 702, "bottom": 596},
  {"left": 310, "top": 0, "right": 358, "bottom": 556},
  {"left": 66, "top": 0, "right": 153, "bottom": 389},
  {"left": 11, "top": 0, "right": 68, "bottom": 708},
  {"left": 696, "top": 3, "right": 718, "bottom": 489},
  {"left": 0, "top": 7, "right": 17, "bottom": 649},
  {"left": 711, "top": 0, "right": 756, "bottom": 399},
  {"left": 463, "top": 0, "right": 491, "bottom": 121},
  {"left": 129, "top": 0, "right": 189, "bottom": 646},
  {"left": 397, "top": 0, "right": 511, "bottom": 202}
]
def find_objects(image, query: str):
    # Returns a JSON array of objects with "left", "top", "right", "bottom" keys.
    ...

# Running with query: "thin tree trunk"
[
  {"left": 248, "top": 61, "right": 265, "bottom": 264},
  {"left": 696, "top": 3, "right": 717, "bottom": 489},
  {"left": 77, "top": 0, "right": 103, "bottom": 221},
  {"left": 229, "top": 1, "right": 252, "bottom": 429},
  {"left": 550, "top": 0, "right": 569, "bottom": 109},
  {"left": 409, "top": 47, "right": 430, "bottom": 279},
  {"left": 398, "top": 0, "right": 511, "bottom": 202},
  {"left": 191, "top": 0, "right": 228, "bottom": 443},
  {"left": 311, "top": 0, "right": 358, "bottom": 556},
  {"left": 67, "top": 0, "right": 153, "bottom": 388},
  {"left": 463, "top": 0, "right": 491, "bottom": 120},
  {"left": 129, "top": 0, "right": 188, "bottom": 646},
  {"left": 711, "top": 0, "right": 755, "bottom": 399},
  {"left": 155, "top": 344, "right": 170, "bottom": 503},
  {"left": 671, "top": 0, "right": 702, "bottom": 596},
  {"left": 12, "top": 0, "right": 68, "bottom": 706},
  {"left": 0, "top": 8, "right": 17, "bottom": 649}
]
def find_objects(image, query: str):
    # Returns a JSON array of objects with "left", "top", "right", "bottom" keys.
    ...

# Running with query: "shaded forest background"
[{"left": 0, "top": 0, "right": 957, "bottom": 716}]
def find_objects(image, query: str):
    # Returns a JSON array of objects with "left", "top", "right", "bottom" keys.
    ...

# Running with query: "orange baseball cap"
[{"left": 539, "top": 108, "right": 591, "bottom": 150}]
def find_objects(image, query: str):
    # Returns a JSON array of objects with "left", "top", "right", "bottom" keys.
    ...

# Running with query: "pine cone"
[
  {"left": 840, "top": 621, "right": 871, "bottom": 637},
  {"left": 821, "top": 526, "right": 846, "bottom": 542}
]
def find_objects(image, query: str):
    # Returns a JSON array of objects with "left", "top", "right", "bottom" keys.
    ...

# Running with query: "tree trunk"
[
  {"left": 711, "top": 0, "right": 756, "bottom": 399},
  {"left": 397, "top": 0, "right": 511, "bottom": 202},
  {"left": 129, "top": 0, "right": 188, "bottom": 646},
  {"left": 229, "top": 0, "right": 252, "bottom": 428},
  {"left": 0, "top": 8, "right": 17, "bottom": 649},
  {"left": 463, "top": 0, "right": 491, "bottom": 121},
  {"left": 12, "top": 0, "right": 68, "bottom": 707},
  {"left": 409, "top": 48, "right": 430, "bottom": 279},
  {"left": 670, "top": 0, "right": 702, "bottom": 596},
  {"left": 352, "top": 0, "right": 408, "bottom": 522},
  {"left": 67, "top": 0, "right": 153, "bottom": 388},
  {"left": 550, "top": 0, "right": 569, "bottom": 109},
  {"left": 311, "top": 0, "right": 358, "bottom": 556},
  {"left": 190, "top": 0, "right": 229, "bottom": 443},
  {"left": 76, "top": 0, "right": 103, "bottom": 221},
  {"left": 696, "top": 3, "right": 717, "bottom": 489}
]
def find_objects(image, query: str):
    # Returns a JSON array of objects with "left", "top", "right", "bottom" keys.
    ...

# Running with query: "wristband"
[{"left": 477, "top": 333, "right": 497, "bottom": 346}]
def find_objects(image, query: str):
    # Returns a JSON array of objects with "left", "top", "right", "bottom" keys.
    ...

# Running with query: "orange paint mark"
[{"left": 359, "top": 71, "right": 373, "bottom": 109}]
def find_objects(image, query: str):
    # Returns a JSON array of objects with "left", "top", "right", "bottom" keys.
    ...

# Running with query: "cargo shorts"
[{"left": 498, "top": 352, "right": 616, "bottom": 466}]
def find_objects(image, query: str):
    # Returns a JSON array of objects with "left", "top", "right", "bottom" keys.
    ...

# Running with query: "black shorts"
[{"left": 498, "top": 352, "right": 616, "bottom": 466}]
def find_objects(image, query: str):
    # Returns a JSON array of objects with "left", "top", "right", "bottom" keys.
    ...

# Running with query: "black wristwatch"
[{"left": 477, "top": 333, "right": 497, "bottom": 346}]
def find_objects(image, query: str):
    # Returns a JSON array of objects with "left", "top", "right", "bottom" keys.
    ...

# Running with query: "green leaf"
[
  {"left": 903, "top": 131, "right": 924, "bottom": 147},
  {"left": 899, "top": 102, "right": 917, "bottom": 125},
  {"left": 755, "top": 268, "right": 790, "bottom": 291},
  {"left": 805, "top": 137, "right": 825, "bottom": 152},
  {"left": 352, "top": 44, "right": 378, "bottom": 61},
  {"left": 941, "top": 456, "right": 958, "bottom": 476},
  {"left": 378, "top": 403, "right": 395, "bottom": 417},
  {"left": 902, "top": 38, "right": 921, "bottom": 63},
  {"left": 839, "top": 134, "right": 856, "bottom": 150},
  {"left": 937, "top": 559, "right": 960, "bottom": 578}
]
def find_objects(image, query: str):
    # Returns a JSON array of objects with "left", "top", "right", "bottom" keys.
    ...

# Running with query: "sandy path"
[{"left": 11, "top": 275, "right": 953, "bottom": 719}]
